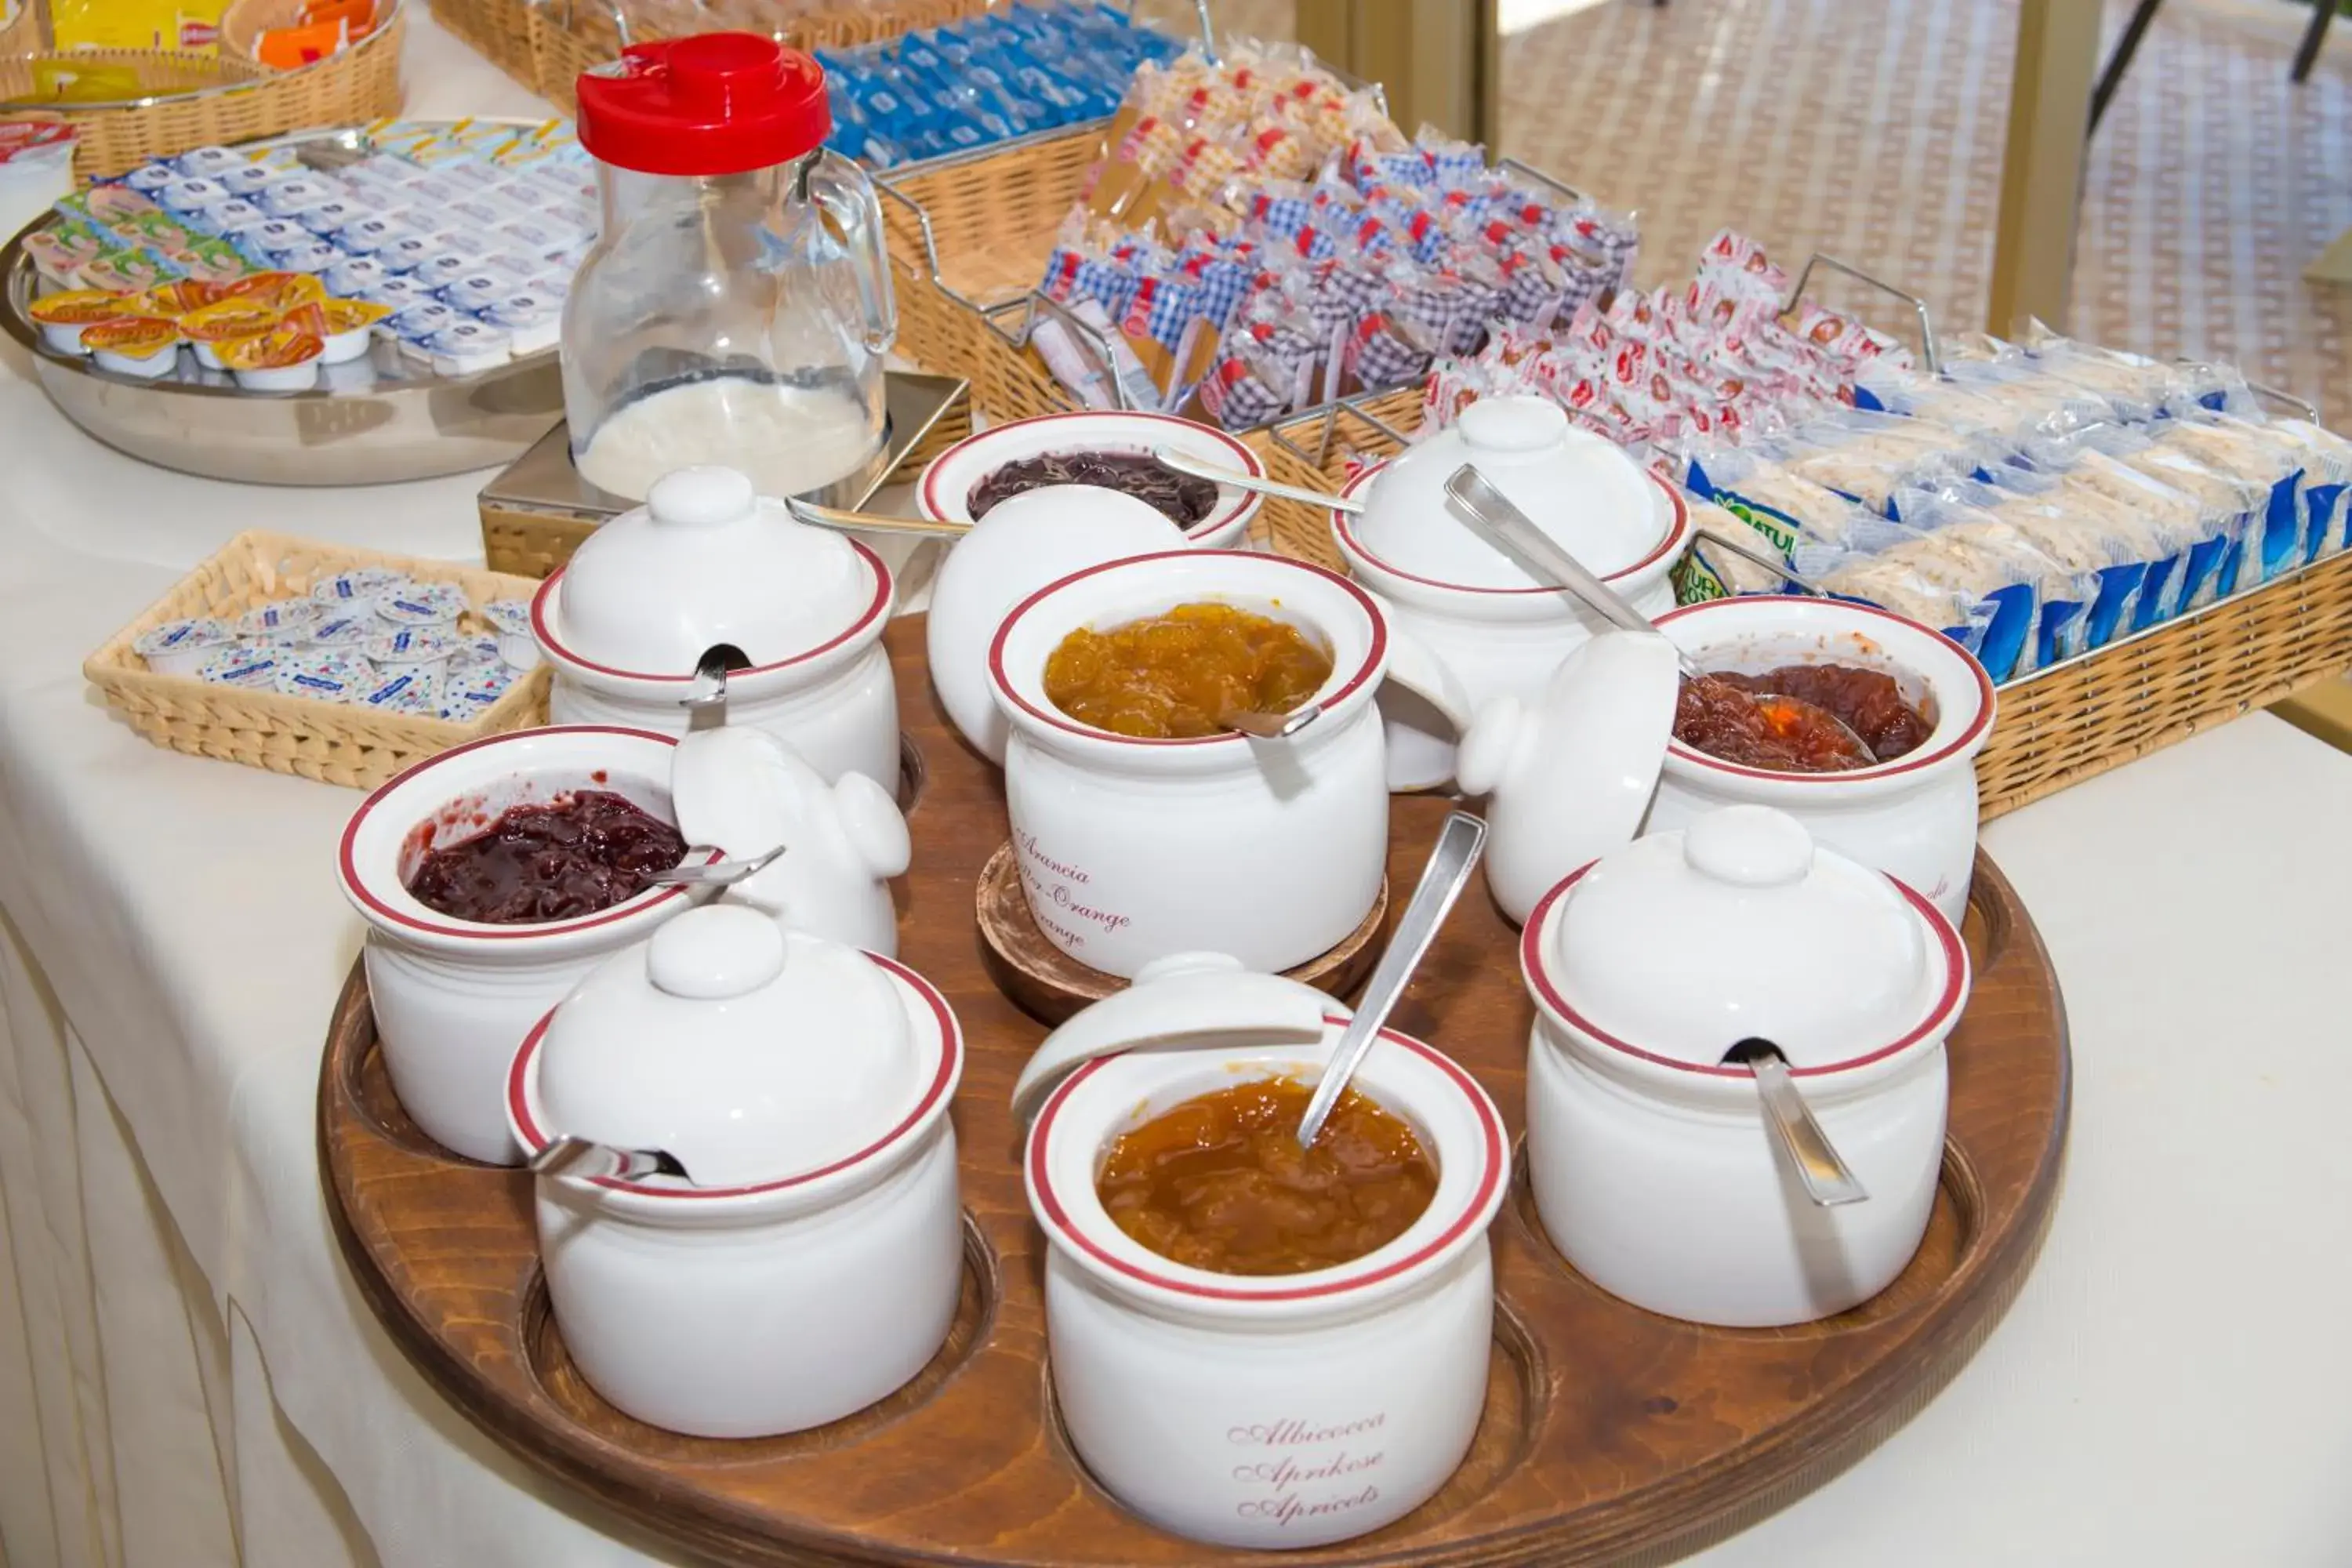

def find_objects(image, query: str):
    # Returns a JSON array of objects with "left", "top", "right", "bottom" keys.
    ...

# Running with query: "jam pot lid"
[
  {"left": 535, "top": 904, "right": 918, "bottom": 1188},
  {"left": 1542, "top": 806, "right": 1942, "bottom": 1070},
  {"left": 576, "top": 32, "right": 831, "bottom": 179},
  {"left": 1347, "top": 396, "right": 1671, "bottom": 590},
  {"left": 545, "top": 465, "right": 881, "bottom": 677},
  {"left": 1010, "top": 953, "right": 1331, "bottom": 1125},
  {"left": 668, "top": 722, "right": 911, "bottom": 910}
]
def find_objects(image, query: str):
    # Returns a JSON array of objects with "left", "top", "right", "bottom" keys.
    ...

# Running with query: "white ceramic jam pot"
[
  {"left": 1329, "top": 396, "right": 1690, "bottom": 790},
  {"left": 535, "top": 465, "right": 900, "bottom": 786},
  {"left": 987, "top": 550, "right": 1471, "bottom": 978},
  {"left": 670, "top": 722, "right": 908, "bottom": 956},
  {"left": 916, "top": 408, "right": 1265, "bottom": 550},
  {"left": 338, "top": 726, "right": 713, "bottom": 1166},
  {"left": 922, "top": 485, "right": 1187, "bottom": 766},
  {"left": 1650, "top": 596, "right": 1994, "bottom": 926},
  {"left": 1517, "top": 806, "right": 1971, "bottom": 1327},
  {"left": 1014, "top": 954, "right": 1509, "bottom": 1550},
  {"left": 507, "top": 905, "right": 964, "bottom": 1438}
]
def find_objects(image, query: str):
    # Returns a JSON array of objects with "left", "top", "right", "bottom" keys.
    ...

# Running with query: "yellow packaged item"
[{"left": 47, "top": 1, "right": 230, "bottom": 53}]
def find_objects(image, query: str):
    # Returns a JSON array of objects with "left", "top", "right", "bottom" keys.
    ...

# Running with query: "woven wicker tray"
[
  {"left": 0, "top": 2, "right": 405, "bottom": 179},
  {"left": 85, "top": 529, "right": 550, "bottom": 790}
]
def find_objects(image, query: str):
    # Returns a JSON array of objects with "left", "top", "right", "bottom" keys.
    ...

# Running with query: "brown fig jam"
[
  {"left": 1673, "top": 663, "right": 1933, "bottom": 772},
  {"left": 968, "top": 449, "right": 1221, "bottom": 527},
  {"left": 405, "top": 790, "right": 687, "bottom": 924}
]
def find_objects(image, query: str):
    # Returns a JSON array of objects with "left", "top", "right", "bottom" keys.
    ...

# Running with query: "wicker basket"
[
  {"left": 85, "top": 529, "right": 550, "bottom": 790},
  {"left": 1254, "top": 395, "right": 2352, "bottom": 819},
  {"left": 431, "top": 0, "right": 536, "bottom": 90},
  {"left": 522, "top": 0, "right": 991, "bottom": 114},
  {"left": 0, "top": 4, "right": 405, "bottom": 178},
  {"left": 477, "top": 393, "right": 973, "bottom": 580}
]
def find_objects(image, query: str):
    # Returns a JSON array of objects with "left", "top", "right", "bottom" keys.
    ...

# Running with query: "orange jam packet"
[
  {"left": 82, "top": 318, "right": 181, "bottom": 356},
  {"left": 26, "top": 289, "right": 133, "bottom": 327},
  {"left": 216, "top": 325, "right": 324, "bottom": 372},
  {"left": 223, "top": 271, "right": 325, "bottom": 314},
  {"left": 180, "top": 298, "right": 285, "bottom": 343},
  {"left": 132, "top": 280, "right": 233, "bottom": 320},
  {"left": 318, "top": 296, "right": 390, "bottom": 335}
]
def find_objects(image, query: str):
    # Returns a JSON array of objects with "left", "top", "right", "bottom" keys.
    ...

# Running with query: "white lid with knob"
[
  {"left": 534, "top": 903, "right": 918, "bottom": 1187},
  {"left": 1343, "top": 395, "right": 1671, "bottom": 590},
  {"left": 545, "top": 464, "right": 883, "bottom": 676},
  {"left": 1543, "top": 805, "right": 1943, "bottom": 1069},
  {"left": 1008, "top": 952, "right": 1334, "bottom": 1126}
]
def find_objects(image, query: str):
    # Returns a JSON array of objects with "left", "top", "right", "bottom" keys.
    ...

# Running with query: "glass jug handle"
[{"left": 808, "top": 150, "right": 898, "bottom": 357}]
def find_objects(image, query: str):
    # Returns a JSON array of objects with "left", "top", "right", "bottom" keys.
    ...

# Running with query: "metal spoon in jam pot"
[
  {"left": 529, "top": 1134, "right": 694, "bottom": 1185},
  {"left": 1296, "top": 811, "right": 1488, "bottom": 1148},
  {"left": 1442, "top": 466, "right": 1877, "bottom": 770},
  {"left": 1719, "top": 1037, "right": 1869, "bottom": 1207},
  {"left": 1150, "top": 445, "right": 1368, "bottom": 515}
]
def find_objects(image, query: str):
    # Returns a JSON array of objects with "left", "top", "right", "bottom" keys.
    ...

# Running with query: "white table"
[{"left": 2, "top": 15, "right": 2349, "bottom": 1566}]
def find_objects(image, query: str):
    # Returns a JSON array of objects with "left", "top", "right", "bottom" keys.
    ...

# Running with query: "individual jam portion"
[
  {"left": 1673, "top": 662, "right": 1933, "bottom": 773},
  {"left": 1095, "top": 1078, "right": 1438, "bottom": 1276},
  {"left": 968, "top": 449, "right": 1220, "bottom": 527},
  {"left": 405, "top": 790, "right": 687, "bottom": 924},
  {"left": 1044, "top": 601, "right": 1334, "bottom": 739}
]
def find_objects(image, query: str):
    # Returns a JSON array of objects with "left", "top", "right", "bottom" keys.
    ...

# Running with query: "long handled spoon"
[
  {"left": 529, "top": 1134, "right": 692, "bottom": 1185},
  {"left": 1443, "top": 466, "right": 1877, "bottom": 770},
  {"left": 1296, "top": 811, "right": 1488, "bottom": 1147},
  {"left": 1152, "top": 445, "right": 1367, "bottom": 514},
  {"left": 786, "top": 495, "right": 975, "bottom": 539},
  {"left": 644, "top": 842, "right": 786, "bottom": 889},
  {"left": 1720, "top": 1038, "right": 1869, "bottom": 1207},
  {"left": 1221, "top": 701, "right": 1323, "bottom": 741}
]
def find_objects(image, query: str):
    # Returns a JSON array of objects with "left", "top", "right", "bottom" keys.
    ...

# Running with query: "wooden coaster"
[{"left": 976, "top": 840, "right": 1388, "bottom": 1025}]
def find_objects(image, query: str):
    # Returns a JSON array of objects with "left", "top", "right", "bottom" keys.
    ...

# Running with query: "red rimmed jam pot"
[
  {"left": 1015, "top": 956, "right": 1509, "bottom": 1549},
  {"left": 336, "top": 726, "right": 712, "bottom": 1164},
  {"left": 1518, "top": 804, "right": 1971, "bottom": 1327}
]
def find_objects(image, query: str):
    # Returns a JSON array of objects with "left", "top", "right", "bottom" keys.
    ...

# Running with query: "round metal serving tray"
[{"left": 0, "top": 118, "right": 564, "bottom": 487}]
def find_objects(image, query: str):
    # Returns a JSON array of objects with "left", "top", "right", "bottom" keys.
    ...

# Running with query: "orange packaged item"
[
  {"left": 217, "top": 324, "right": 325, "bottom": 390},
  {"left": 180, "top": 298, "right": 285, "bottom": 369},
  {"left": 82, "top": 317, "right": 183, "bottom": 378},
  {"left": 224, "top": 271, "right": 325, "bottom": 313},
  {"left": 26, "top": 289, "right": 135, "bottom": 353},
  {"left": 135, "top": 279, "right": 234, "bottom": 319},
  {"left": 319, "top": 297, "right": 390, "bottom": 334}
]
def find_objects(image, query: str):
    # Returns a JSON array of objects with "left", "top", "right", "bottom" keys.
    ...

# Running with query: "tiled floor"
[{"left": 1207, "top": 0, "right": 2352, "bottom": 423}]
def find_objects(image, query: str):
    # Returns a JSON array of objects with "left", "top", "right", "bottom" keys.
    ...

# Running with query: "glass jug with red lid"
[{"left": 561, "top": 31, "right": 898, "bottom": 506}]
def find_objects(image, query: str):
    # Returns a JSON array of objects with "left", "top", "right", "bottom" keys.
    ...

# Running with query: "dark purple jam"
[
  {"left": 406, "top": 790, "right": 688, "bottom": 924},
  {"left": 967, "top": 449, "right": 1220, "bottom": 527}
]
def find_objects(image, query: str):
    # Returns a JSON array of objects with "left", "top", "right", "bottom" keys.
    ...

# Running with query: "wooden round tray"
[{"left": 321, "top": 618, "right": 2071, "bottom": 1567}]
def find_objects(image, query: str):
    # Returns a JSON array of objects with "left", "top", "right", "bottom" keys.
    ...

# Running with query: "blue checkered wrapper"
[
  {"left": 1121, "top": 271, "right": 1205, "bottom": 350},
  {"left": 1418, "top": 136, "right": 1487, "bottom": 187},
  {"left": 1249, "top": 191, "right": 1314, "bottom": 235},
  {"left": 1177, "top": 252, "right": 1255, "bottom": 330}
]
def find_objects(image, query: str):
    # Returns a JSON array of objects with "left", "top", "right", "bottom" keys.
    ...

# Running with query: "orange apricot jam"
[
  {"left": 1095, "top": 1077, "right": 1438, "bottom": 1276},
  {"left": 1042, "top": 601, "right": 1334, "bottom": 739}
]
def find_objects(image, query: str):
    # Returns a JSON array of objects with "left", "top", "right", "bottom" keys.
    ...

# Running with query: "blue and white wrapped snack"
[
  {"left": 324, "top": 256, "right": 393, "bottom": 296},
  {"left": 311, "top": 567, "right": 408, "bottom": 608},
  {"left": 480, "top": 599, "right": 540, "bottom": 670},
  {"left": 376, "top": 581, "right": 469, "bottom": 629},
  {"left": 424, "top": 321, "right": 512, "bottom": 376},
  {"left": 387, "top": 301, "right": 462, "bottom": 358},
  {"left": 437, "top": 270, "right": 521, "bottom": 313},
  {"left": 172, "top": 146, "right": 245, "bottom": 178},
  {"left": 190, "top": 197, "right": 267, "bottom": 235},
  {"left": 437, "top": 662, "right": 516, "bottom": 723},
  {"left": 299, "top": 197, "right": 379, "bottom": 235},
  {"left": 333, "top": 215, "right": 417, "bottom": 255},
  {"left": 125, "top": 162, "right": 180, "bottom": 194},
  {"left": 217, "top": 162, "right": 292, "bottom": 199},
  {"left": 135, "top": 616, "right": 235, "bottom": 677},
  {"left": 378, "top": 231, "right": 454, "bottom": 272},
  {"left": 410, "top": 250, "right": 492, "bottom": 291},
  {"left": 479, "top": 291, "right": 562, "bottom": 354},
  {"left": 258, "top": 176, "right": 347, "bottom": 217},
  {"left": 308, "top": 612, "right": 377, "bottom": 651},
  {"left": 361, "top": 275, "right": 434, "bottom": 313},
  {"left": 356, "top": 668, "right": 445, "bottom": 717},
  {"left": 158, "top": 177, "right": 233, "bottom": 214},
  {"left": 366, "top": 626, "right": 460, "bottom": 673},
  {"left": 270, "top": 240, "right": 339, "bottom": 275},
  {"left": 239, "top": 219, "right": 318, "bottom": 259},
  {"left": 276, "top": 650, "right": 373, "bottom": 704},
  {"left": 234, "top": 597, "right": 323, "bottom": 642},
  {"left": 198, "top": 645, "right": 286, "bottom": 690}
]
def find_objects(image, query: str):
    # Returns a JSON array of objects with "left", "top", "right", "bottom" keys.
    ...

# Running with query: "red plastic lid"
[{"left": 575, "top": 32, "right": 830, "bottom": 178}]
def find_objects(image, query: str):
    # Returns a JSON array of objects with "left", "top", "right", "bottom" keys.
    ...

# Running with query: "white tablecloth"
[{"left": 1, "top": 14, "right": 2349, "bottom": 1566}]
